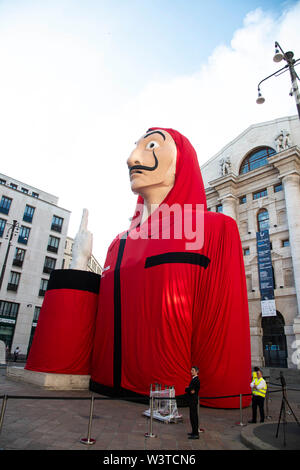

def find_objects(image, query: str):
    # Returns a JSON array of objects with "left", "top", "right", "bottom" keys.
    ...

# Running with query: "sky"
[{"left": 0, "top": 0, "right": 299, "bottom": 264}]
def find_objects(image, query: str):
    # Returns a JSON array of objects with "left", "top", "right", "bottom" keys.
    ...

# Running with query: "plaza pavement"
[{"left": 1, "top": 363, "right": 300, "bottom": 455}]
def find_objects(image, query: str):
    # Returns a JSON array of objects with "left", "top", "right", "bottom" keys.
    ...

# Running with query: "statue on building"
[
  {"left": 26, "top": 127, "right": 251, "bottom": 409},
  {"left": 219, "top": 156, "right": 231, "bottom": 176},
  {"left": 275, "top": 129, "right": 292, "bottom": 152}
]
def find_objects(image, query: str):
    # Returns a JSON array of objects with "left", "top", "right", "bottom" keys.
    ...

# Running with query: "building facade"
[
  {"left": 201, "top": 115, "right": 300, "bottom": 369},
  {"left": 0, "top": 173, "right": 70, "bottom": 355}
]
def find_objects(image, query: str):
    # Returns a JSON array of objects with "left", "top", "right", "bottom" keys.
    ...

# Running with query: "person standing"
[
  {"left": 249, "top": 367, "right": 267, "bottom": 423},
  {"left": 185, "top": 366, "right": 200, "bottom": 439},
  {"left": 13, "top": 346, "right": 20, "bottom": 362}
]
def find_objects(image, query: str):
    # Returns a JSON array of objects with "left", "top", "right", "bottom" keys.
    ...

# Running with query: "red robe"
[{"left": 26, "top": 128, "right": 252, "bottom": 408}]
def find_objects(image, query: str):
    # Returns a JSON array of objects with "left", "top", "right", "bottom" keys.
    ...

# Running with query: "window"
[
  {"left": 39, "top": 279, "right": 48, "bottom": 296},
  {"left": 33, "top": 306, "right": 41, "bottom": 322},
  {"left": 13, "top": 248, "right": 26, "bottom": 267},
  {"left": 32, "top": 192, "right": 39, "bottom": 198},
  {"left": 7, "top": 271, "right": 21, "bottom": 291},
  {"left": 0, "top": 196, "right": 12, "bottom": 215},
  {"left": 282, "top": 239, "right": 290, "bottom": 247},
  {"left": 0, "top": 179, "right": 6, "bottom": 185},
  {"left": 253, "top": 188, "right": 268, "bottom": 200},
  {"left": 47, "top": 235, "right": 60, "bottom": 253},
  {"left": 51, "top": 215, "right": 64, "bottom": 233},
  {"left": 10, "top": 183, "right": 18, "bottom": 190},
  {"left": 18, "top": 225, "right": 30, "bottom": 244},
  {"left": 243, "top": 247, "right": 250, "bottom": 256},
  {"left": 239, "top": 147, "right": 276, "bottom": 174},
  {"left": 0, "top": 301, "right": 19, "bottom": 319},
  {"left": 216, "top": 204, "right": 223, "bottom": 213},
  {"left": 43, "top": 256, "right": 56, "bottom": 274},
  {"left": 21, "top": 187, "right": 29, "bottom": 194},
  {"left": 274, "top": 183, "right": 283, "bottom": 193},
  {"left": 257, "top": 209, "right": 269, "bottom": 231},
  {"left": 239, "top": 195, "right": 247, "bottom": 204},
  {"left": 0, "top": 218, "right": 6, "bottom": 237},
  {"left": 23, "top": 205, "right": 35, "bottom": 223}
]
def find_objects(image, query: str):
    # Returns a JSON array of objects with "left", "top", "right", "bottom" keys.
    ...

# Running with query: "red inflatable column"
[{"left": 25, "top": 269, "right": 100, "bottom": 375}]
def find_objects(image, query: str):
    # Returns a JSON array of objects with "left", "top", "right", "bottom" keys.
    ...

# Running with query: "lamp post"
[
  {"left": 256, "top": 41, "right": 300, "bottom": 120},
  {"left": 0, "top": 220, "right": 20, "bottom": 291}
]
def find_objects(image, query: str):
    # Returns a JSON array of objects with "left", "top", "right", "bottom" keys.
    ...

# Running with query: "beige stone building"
[{"left": 200, "top": 115, "right": 300, "bottom": 369}]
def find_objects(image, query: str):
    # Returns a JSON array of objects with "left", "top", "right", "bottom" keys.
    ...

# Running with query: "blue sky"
[{"left": 0, "top": 0, "right": 299, "bottom": 262}]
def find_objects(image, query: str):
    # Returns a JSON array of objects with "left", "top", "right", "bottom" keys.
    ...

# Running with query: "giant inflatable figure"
[{"left": 26, "top": 128, "right": 252, "bottom": 408}]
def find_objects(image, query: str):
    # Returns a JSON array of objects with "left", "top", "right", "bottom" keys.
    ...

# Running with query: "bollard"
[
  {"left": 235, "top": 394, "right": 247, "bottom": 426},
  {"left": 80, "top": 394, "right": 96, "bottom": 445},
  {"left": 145, "top": 385, "right": 156, "bottom": 438},
  {"left": 0, "top": 395, "right": 7, "bottom": 435},
  {"left": 265, "top": 381, "right": 272, "bottom": 420}
]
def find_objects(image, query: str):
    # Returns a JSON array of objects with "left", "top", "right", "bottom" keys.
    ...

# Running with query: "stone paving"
[{"left": 1, "top": 364, "right": 300, "bottom": 454}]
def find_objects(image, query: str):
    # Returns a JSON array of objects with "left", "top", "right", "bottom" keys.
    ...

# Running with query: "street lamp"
[
  {"left": 0, "top": 220, "right": 20, "bottom": 290},
  {"left": 256, "top": 41, "right": 300, "bottom": 119}
]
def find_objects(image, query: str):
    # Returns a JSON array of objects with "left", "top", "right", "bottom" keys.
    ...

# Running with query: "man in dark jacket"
[{"left": 185, "top": 366, "right": 200, "bottom": 439}]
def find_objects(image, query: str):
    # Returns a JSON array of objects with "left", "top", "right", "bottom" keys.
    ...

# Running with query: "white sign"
[{"left": 261, "top": 299, "right": 277, "bottom": 317}]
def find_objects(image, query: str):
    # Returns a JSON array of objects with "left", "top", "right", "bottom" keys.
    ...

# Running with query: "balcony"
[
  {"left": 43, "top": 266, "right": 54, "bottom": 274},
  {"left": 23, "top": 214, "right": 33, "bottom": 223},
  {"left": 51, "top": 223, "right": 62, "bottom": 233},
  {"left": 7, "top": 283, "right": 18, "bottom": 292},
  {"left": 12, "top": 258, "right": 23, "bottom": 267},
  {"left": 0, "top": 206, "right": 9, "bottom": 215},
  {"left": 47, "top": 245, "right": 58, "bottom": 253}
]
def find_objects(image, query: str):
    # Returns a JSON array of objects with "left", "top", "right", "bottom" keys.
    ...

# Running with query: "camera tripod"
[{"left": 275, "top": 372, "right": 300, "bottom": 447}]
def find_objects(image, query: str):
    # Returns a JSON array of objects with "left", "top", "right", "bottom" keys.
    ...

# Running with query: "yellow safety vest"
[{"left": 252, "top": 377, "right": 267, "bottom": 398}]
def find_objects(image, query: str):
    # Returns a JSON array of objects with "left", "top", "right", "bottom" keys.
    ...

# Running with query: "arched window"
[
  {"left": 257, "top": 209, "right": 269, "bottom": 231},
  {"left": 239, "top": 147, "right": 276, "bottom": 174}
]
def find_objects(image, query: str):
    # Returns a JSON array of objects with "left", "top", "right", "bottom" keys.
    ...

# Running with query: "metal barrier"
[{"left": 0, "top": 385, "right": 298, "bottom": 446}]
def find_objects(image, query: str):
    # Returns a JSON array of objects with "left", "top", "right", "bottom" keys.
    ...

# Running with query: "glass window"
[
  {"left": 10, "top": 183, "right": 17, "bottom": 190},
  {"left": 0, "top": 179, "right": 6, "bottom": 185},
  {"left": 43, "top": 256, "right": 56, "bottom": 274},
  {"left": 0, "top": 196, "right": 12, "bottom": 215},
  {"left": 216, "top": 204, "right": 223, "bottom": 213},
  {"left": 274, "top": 183, "right": 283, "bottom": 193},
  {"left": 51, "top": 215, "right": 64, "bottom": 233},
  {"left": 282, "top": 239, "right": 290, "bottom": 247},
  {"left": 243, "top": 247, "right": 250, "bottom": 256},
  {"left": 18, "top": 225, "right": 30, "bottom": 244},
  {"left": 240, "top": 147, "right": 276, "bottom": 174},
  {"left": 39, "top": 278, "right": 48, "bottom": 296},
  {"left": 33, "top": 306, "right": 41, "bottom": 322},
  {"left": 239, "top": 195, "right": 247, "bottom": 204},
  {"left": 13, "top": 248, "right": 26, "bottom": 267},
  {"left": 0, "top": 301, "right": 19, "bottom": 318},
  {"left": 7, "top": 271, "right": 21, "bottom": 291},
  {"left": 47, "top": 235, "right": 60, "bottom": 253},
  {"left": 257, "top": 209, "right": 269, "bottom": 231},
  {"left": 21, "top": 187, "right": 29, "bottom": 194},
  {"left": 32, "top": 192, "right": 39, "bottom": 198},
  {"left": 23, "top": 205, "right": 35, "bottom": 223},
  {"left": 0, "top": 218, "right": 6, "bottom": 237},
  {"left": 253, "top": 188, "right": 268, "bottom": 200}
]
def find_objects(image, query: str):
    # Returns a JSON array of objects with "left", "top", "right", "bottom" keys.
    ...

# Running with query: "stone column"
[
  {"left": 282, "top": 173, "right": 300, "bottom": 318},
  {"left": 220, "top": 194, "right": 238, "bottom": 221}
]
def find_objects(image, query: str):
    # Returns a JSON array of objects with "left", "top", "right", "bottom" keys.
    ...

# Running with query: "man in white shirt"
[{"left": 249, "top": 367, "right": 267, "bottom": 423}]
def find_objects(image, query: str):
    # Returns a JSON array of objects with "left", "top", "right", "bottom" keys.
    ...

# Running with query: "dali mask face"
[{"left": 127, "top": 130, "right": 177, "bottom": 199}]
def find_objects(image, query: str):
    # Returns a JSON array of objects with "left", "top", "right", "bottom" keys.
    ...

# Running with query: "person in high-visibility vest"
[{"left": 249, "top": 367, "right": 267, "bottom": 423}]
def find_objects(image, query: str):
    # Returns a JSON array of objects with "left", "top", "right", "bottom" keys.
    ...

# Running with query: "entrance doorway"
[{"left": 262, "top": 311, "right": 287, "bottom": 368}]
